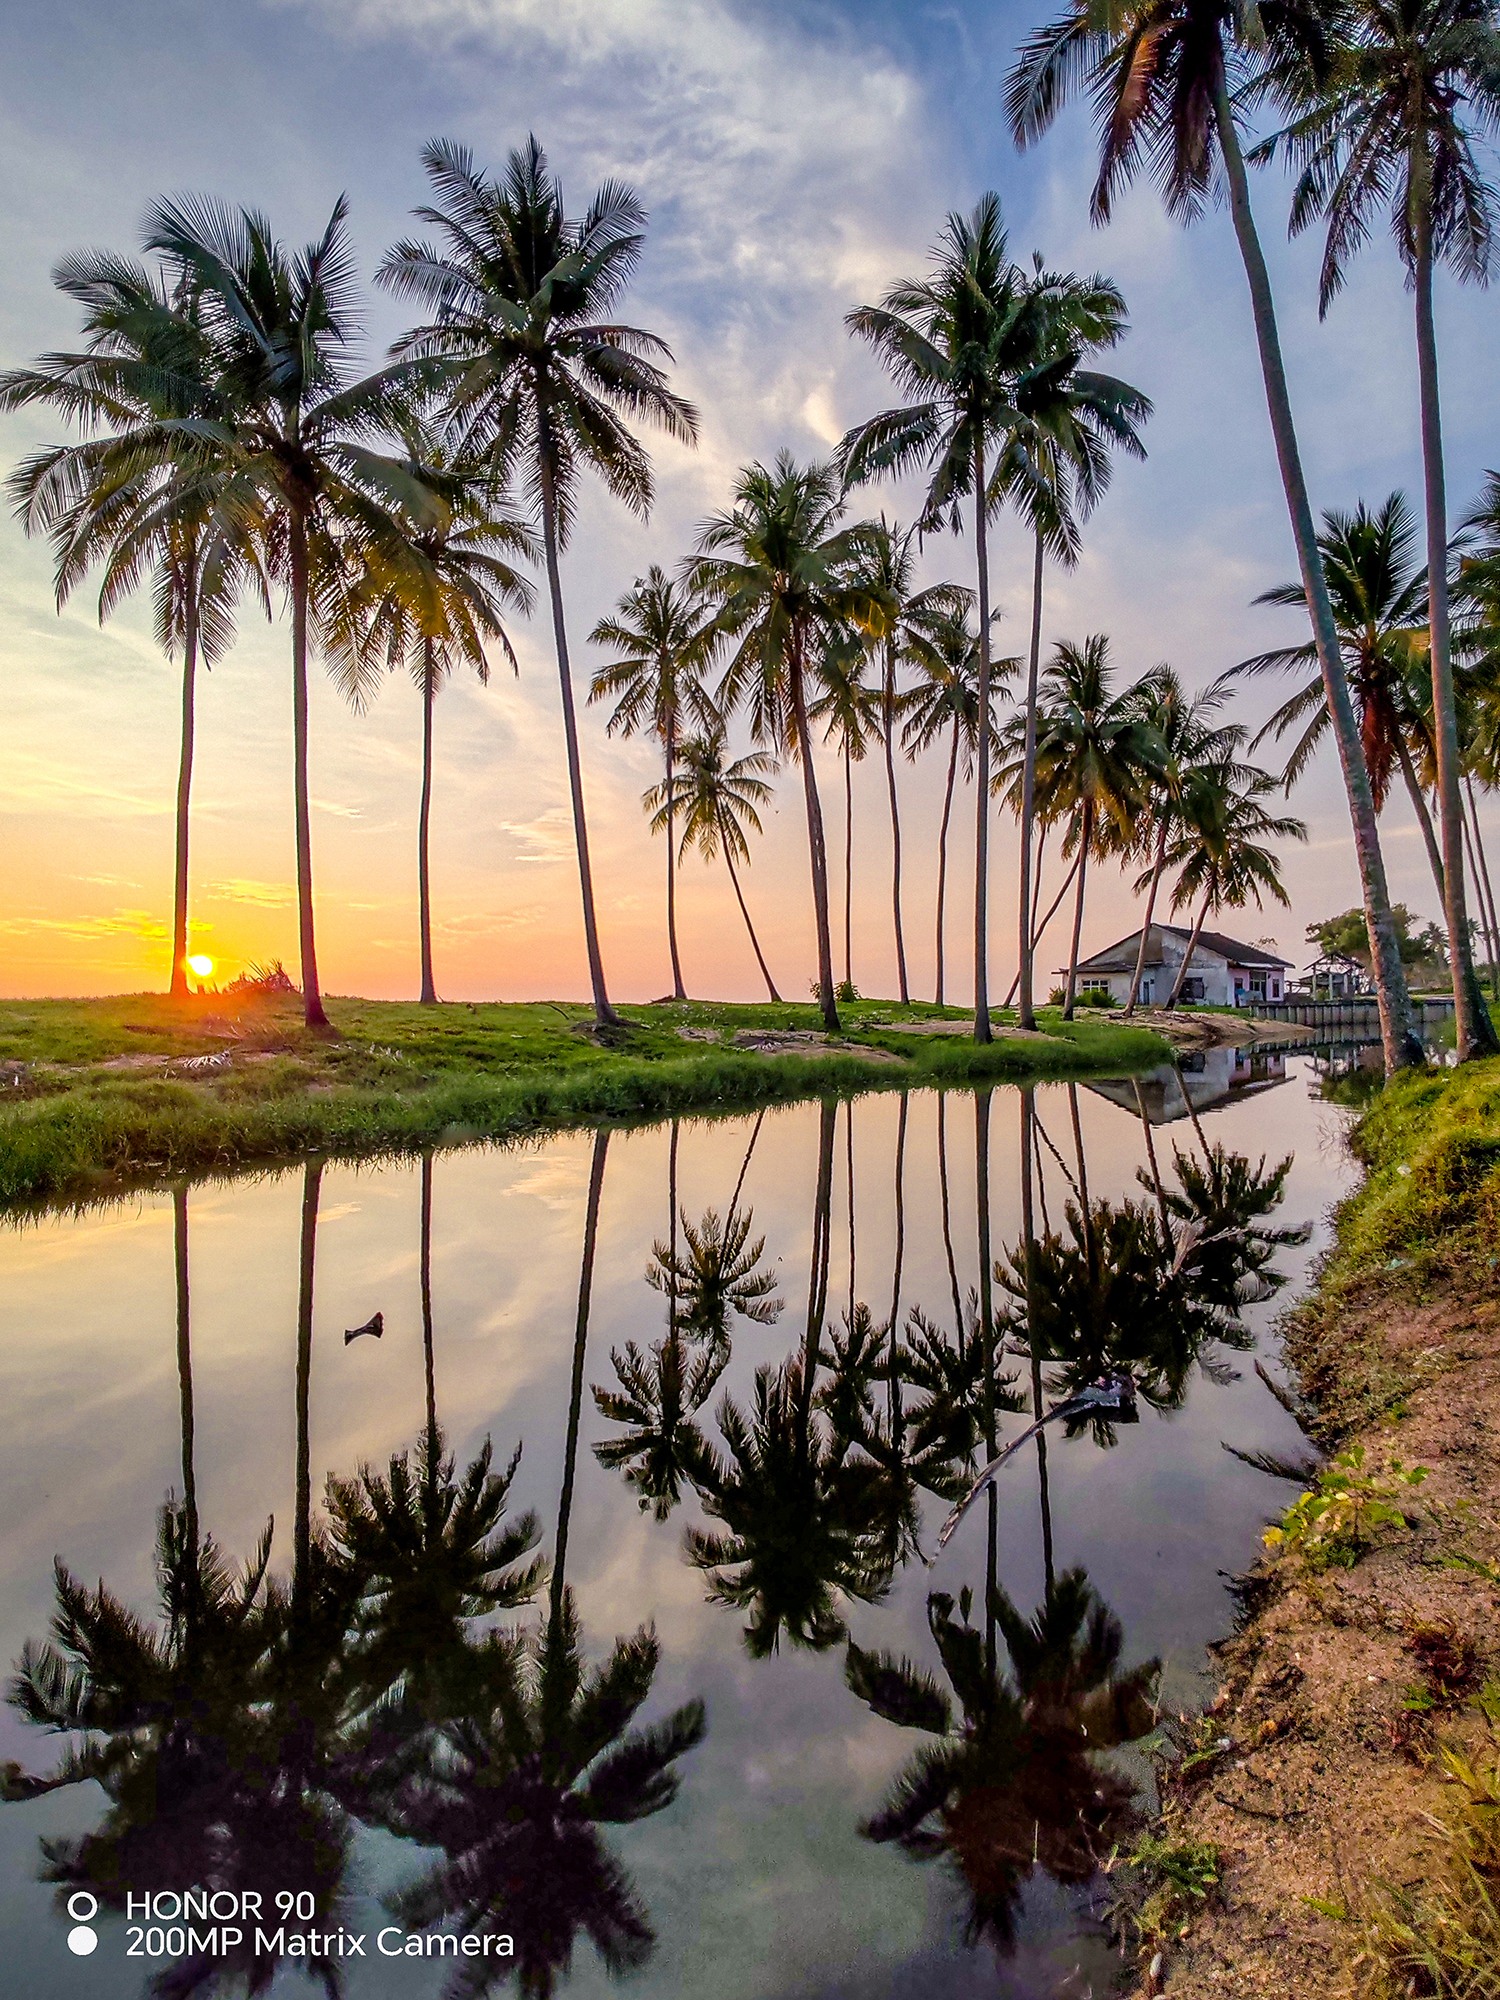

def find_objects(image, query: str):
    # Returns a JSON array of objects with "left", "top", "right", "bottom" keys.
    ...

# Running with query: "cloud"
[
  {"left": 200, "top": 877, "right": 295, "bottom": 907},
  {"left": 0, "top": 907, "right": 170, "bottom": 943}
]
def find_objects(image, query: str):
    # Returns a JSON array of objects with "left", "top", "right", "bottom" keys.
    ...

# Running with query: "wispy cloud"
[{"left": 200, "top": 877, "right": 295, "bottom": 907}]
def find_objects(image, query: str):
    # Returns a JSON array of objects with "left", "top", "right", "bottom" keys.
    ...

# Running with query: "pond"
[{"left": 0, "top": 1048, "right": 1356, "bottom": 1998}]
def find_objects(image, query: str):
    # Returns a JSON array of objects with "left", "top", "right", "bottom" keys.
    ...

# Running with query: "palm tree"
[
  {"left": 990, "top": 281, "right": 1152, "bottom": 1029},
  {"left": 143, "top": 194, "right": 434, "bottom": 1031},
  {"left": 902, "top": 610, "right": 993, "bottom": 1005},
  {"left": 839, "top": 196, "right": 1061, "bottom": 1042},
  {"left": 1252, "top": 0, "right": 1500, "bottom": 1059},
  {"left": 1161, "top": 766, "right": 1308, "bottom": 1007},
  {"left": 654, "top": 727, "right": 782, "bottom": 1001},
  {"left": 1, "top": 249, "right": 254, "bottom": 999},
  {"left": 810, "top": 633, "right": 882, "bottom": 989},
  {"left": 589, "top": 567, "right": 720, "bottom": 1000},
  {"left": 380, "top": 138, "right": 700, "bottom": 1028},
  {"left": 1237, "top": 492, "right": 1498, "bottom": 1028},
  {"left": 690, "top": 455, "right": 888, "bottom": 1032},
  {"left": 344, "top": 427, "right": 535, "bottom": 1003},
  {"left": 855, "top": 522, "right": 970, "bottom": 1002},
  {"left": 1006, "top": 0, "right": 1423, "bottom": 1072},
  {"left": 645, "top": 1205, "right": 784, "bottom": 1349},
  {"left": 1122, "top": 667, "right": 1247, "bottom": 1016},
  {"left": 1029, "top": 636, "right": 1166, "bottom": 1017}
]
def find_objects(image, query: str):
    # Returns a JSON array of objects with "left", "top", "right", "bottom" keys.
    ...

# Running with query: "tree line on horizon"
[{"left": 6, "top": 0, "right": 1500, "bottom": 1070}]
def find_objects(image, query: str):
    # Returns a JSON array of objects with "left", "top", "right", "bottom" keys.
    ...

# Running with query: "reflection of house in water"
[{"left": 1087, "top": 1044, "right": 1290, "bottom": 1124}]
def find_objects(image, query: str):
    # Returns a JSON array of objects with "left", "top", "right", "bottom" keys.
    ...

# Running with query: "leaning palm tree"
[
  {"left": 1006, "top": 0, "right": 1422, "bottom": 1072},
  {"left": 810, "top": 633, "right": 882, "bottom": 990},
  {"left": 653, "top": 727, "right": 782, "bottom": 1002},
  {"left": 839, "top": 196, "right": 1061, "bottom": 1042},
  {"left": 1251, "top": 0, "right": 1500, "bottom": 1059},
  {"left": 1029, "top": 636, "right": 1166, "bottom": 1017},
  {"left": 588, "top": 567, "right": 720, "bottom": 1000},
  {"left": 1121, "top": 666, "right": 1248, "bottom": 1015},
  {"left": 342, "top": 427, "right": 535, "bottom": 1003},
  {"left": 690, "top": 455, "right": 888, "bottom": 1033},
  {"left": 381, "top": 138, "right": 700, "bottom": 1028},
  {"left": 144, "top": 194, "right": 434, "bottom": 1030},
  {"left": 1162, "top": 765, "right": 1308, "bottom": 1006},
  {"left": 1, "top": 248, "right": 254, "bottom": 999},
  {"left": 902, "top": 610, "right": 995, "bottom": 1004}
]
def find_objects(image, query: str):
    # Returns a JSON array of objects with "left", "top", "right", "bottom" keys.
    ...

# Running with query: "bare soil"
[{"left": 1132, "top": 1250, "right": 1500, "bottom": 1997}]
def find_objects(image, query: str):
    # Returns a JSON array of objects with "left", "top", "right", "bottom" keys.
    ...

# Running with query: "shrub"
[{"left": 1263, "top": 1446, "right": 1427, "bottom": 1569}]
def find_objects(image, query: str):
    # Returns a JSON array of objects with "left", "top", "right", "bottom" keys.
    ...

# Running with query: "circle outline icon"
[{"left": 67, "top": 1892, "right": 99, "bottom": 1924}]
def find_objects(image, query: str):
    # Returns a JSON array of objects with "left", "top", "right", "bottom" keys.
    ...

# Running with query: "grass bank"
[
  {"left": 0, "top": 992, "right": 1171, "bottom": 1209},
  {"left": 1136, "top": 1058, "right": 1500, "bottom": 1999}
]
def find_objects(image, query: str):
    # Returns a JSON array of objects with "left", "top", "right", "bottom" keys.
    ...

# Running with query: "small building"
[
  {"left": 1064, "top": 924, "right": 1292, "bottom": 1008},
  {"left": 1293, "top": 950, "right": 1372, "bottom": 1000}
]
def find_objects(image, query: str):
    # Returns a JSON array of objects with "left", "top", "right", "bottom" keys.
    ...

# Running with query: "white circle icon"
[
  {"left": 67, "top": 1892, "right": 99, "bottom": 1923},
  {"left": 67, "top": 1927, "right": 98, "bottom": 1956}
]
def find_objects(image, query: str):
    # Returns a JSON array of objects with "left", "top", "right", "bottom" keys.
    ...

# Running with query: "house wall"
[{"left": 1078, "top": 945, "right": 1285, "bottom": 1008}]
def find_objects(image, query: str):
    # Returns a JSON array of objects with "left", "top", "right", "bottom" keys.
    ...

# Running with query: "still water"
[{"left": 0, "top": 1050, "right": 1354, "bottom": 1998}]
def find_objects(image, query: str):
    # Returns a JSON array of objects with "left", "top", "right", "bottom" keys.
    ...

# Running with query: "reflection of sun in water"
[{"left": 186, "top": 954, "right": 214, "bottom": 978}]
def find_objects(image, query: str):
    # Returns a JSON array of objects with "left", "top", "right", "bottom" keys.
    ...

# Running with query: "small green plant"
[
  {"left": 1048, "top": 987, "right": 1067, "bottom": 1006},
  {"left": 1078, "top": 986, "right": 1119, "bottom": 1008},
  {"left": 1263, "top": 1445, "right": 1427, "bottom": 1569},
  {"left": 1126, "top": 1833, "right": 1222, "bottom": 1944},
  {"left": 835, "top": 979, "right": 860, "bottom": 1004}
]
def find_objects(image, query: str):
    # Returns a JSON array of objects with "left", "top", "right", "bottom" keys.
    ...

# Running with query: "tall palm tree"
[
  {"left": 854, "top": 522, "right": 970, "bottom": 1002},
  {"left": 839, "top": 196, "right": 1062, "bottom": 1041},
  {"left": 1121, "top": 667, "right": 1247, "bottom": 1016},
  {"left": 1, "top": 250, "right": 254, "bottom": 999},
  {"left": 589, "top": 567, "right": 720, "bottom": 1001},
  {"left": 1006, "top": 0, "right": 1423, "bottom": 1072},
  {"left": 902, "top": 610, "right": 994, "bottom": 1005},
  {"left": 344, "top": 427, "right": 535, "bottom": 1003},
  {"left": 1252, "top": 0, "right": 1500, "bottom": 1059},
  {"left": 144, "top": 194, "right": 433, "bottom": 1030},
  {"left": 1029, "top": 636, "right": 1166, "bottom": 1017},
  {"left": 990, "top": 280, "right": 1152, "bottom": 1029},
  {"left": 1238, "top": 492, "right": 1498, "bottom": 1026},
  {"left": 690, "top": 455, "right": 888, "bottom": 1032},
  {"left": 652, "top": 727, "right": 782, "bottom": 1002},
  {"left": 381, "top": 138, "right": 700, "bottom": 1028},
  {"left": 1161, "top": 766, "right": 1308, "bottom": 1006},
  {"left": 810, "top": 634, "right": 882, "bottom": 990}
]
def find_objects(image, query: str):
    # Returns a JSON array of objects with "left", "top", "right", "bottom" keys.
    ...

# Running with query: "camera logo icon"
[{"left": 66, "top": 1891, "right": 99, "bottom": 1956}]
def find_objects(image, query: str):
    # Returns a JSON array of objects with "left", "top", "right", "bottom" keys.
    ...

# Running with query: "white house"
[{"left": 1064, "top": 924, "right": 1292, "bottom": 1008}]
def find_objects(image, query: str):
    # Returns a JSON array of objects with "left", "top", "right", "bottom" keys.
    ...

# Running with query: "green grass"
[{"left": 0, "top": 992, "right": 1171, "bottom": 1209}]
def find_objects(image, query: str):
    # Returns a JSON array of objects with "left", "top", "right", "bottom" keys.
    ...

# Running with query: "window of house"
[{"left": 1182, "top": 977, "right": 1205, "bottom": 1001}]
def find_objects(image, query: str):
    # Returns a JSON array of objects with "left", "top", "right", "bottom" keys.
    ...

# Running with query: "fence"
[{"left": 1246, "top": 994, "right": 1456, "bottom": 1033}]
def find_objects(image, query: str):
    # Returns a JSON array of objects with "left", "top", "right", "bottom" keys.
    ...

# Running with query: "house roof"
[{"left": 1069, "top": 924, "right": 1293, "bottom": 975}]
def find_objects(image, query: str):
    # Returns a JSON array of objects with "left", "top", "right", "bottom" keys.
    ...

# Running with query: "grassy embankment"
[
  {"left": 1136, "top": 1058, "right": 1500, "bottom": 1999},
  {"left": 0, "top": 991, "right": 1170, "bottom": 1209}
]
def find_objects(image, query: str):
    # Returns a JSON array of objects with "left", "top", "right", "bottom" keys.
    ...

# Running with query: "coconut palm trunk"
[
  {"left": 974, "top": 1087, "right": 998, "bottom": 1671},
  {"left": 788, "top": 627, "right": 840, "bottom": 1032},
  {"left": 723, "top": 844, "right": 781, "bottom": 1002},
  {"left": 418, "top": 644, "right": 438, "bottom": 1005},
  {"left": 664, "top": 719, "right": 687, "bottom": 1000},
  {"left": 797, "top": 1100, "right": 838, "bottom": 1440},
  {"left": 551, "top": 1127, "right": 611, "bottom": 1630},
  {"left": 844, "top": 741, "right": 855, "bottom": 990},
  {"left": 1211, "top": 80, "right": 1418, "bottom": 1071},
  {"left": 1413, "top": 192, "right": 1498, "bottom": 1056},
  {"left": 1166, "top": 881, "right": 1216, "bottom": 1008},
  {"left": 538, "top": 455, "right": 618, "bottom": 1028},
  {"left": 1017, "top": 526, "right": 1046, "bottom": 1029},
  {"left": 973, "top": 440, "right": 995, "bottom": 1042},
  {"left": 288, "top": 516, "right": 328, "bottom": 1030},
  {"left": 1124, "top": 818, "right": 1170, "bottom": 1016},
  {"left": 883, "top": 639, "right": 910, "bottom": 1003},
  {"left": 1061, "top": 800, "right": 1093, "bottom": 1019},
  {"left": 420, "top": 1152, "right": 437, "bottom": 1447},
  {"left": 935, "top": 720, "right": 960, "bottom": 1004},
  {"left": 1392, "top": 739, "right": 1491, "bottom": 1021},
  {"left": 170, "top": 563, "right": 199, "bottom": 1002},
  {"left": 937, "top": 1094, "right": 964, "bottom": 1351},
  {"left": 887, "top": 1093, "right": 909, "bottom": 1437}
]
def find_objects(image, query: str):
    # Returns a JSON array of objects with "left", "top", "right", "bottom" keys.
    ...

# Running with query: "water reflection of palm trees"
[{"left": 8, "top": 1141, "right": 706, "bottom": 1996}]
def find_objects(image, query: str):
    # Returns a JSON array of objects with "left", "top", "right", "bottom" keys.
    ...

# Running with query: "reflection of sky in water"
[{"left": 0, "top": 1062, "right": 1356, "bottom": 1996}]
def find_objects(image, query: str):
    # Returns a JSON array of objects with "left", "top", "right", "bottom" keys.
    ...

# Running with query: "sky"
[{"left": 2, "top": 0, "right": 1497, "bottom": 1004}]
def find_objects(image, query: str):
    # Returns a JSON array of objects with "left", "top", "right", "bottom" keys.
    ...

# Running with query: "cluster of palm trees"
[{"left": 8, "top": 0, "right": 1500, "bottom": 1070}]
